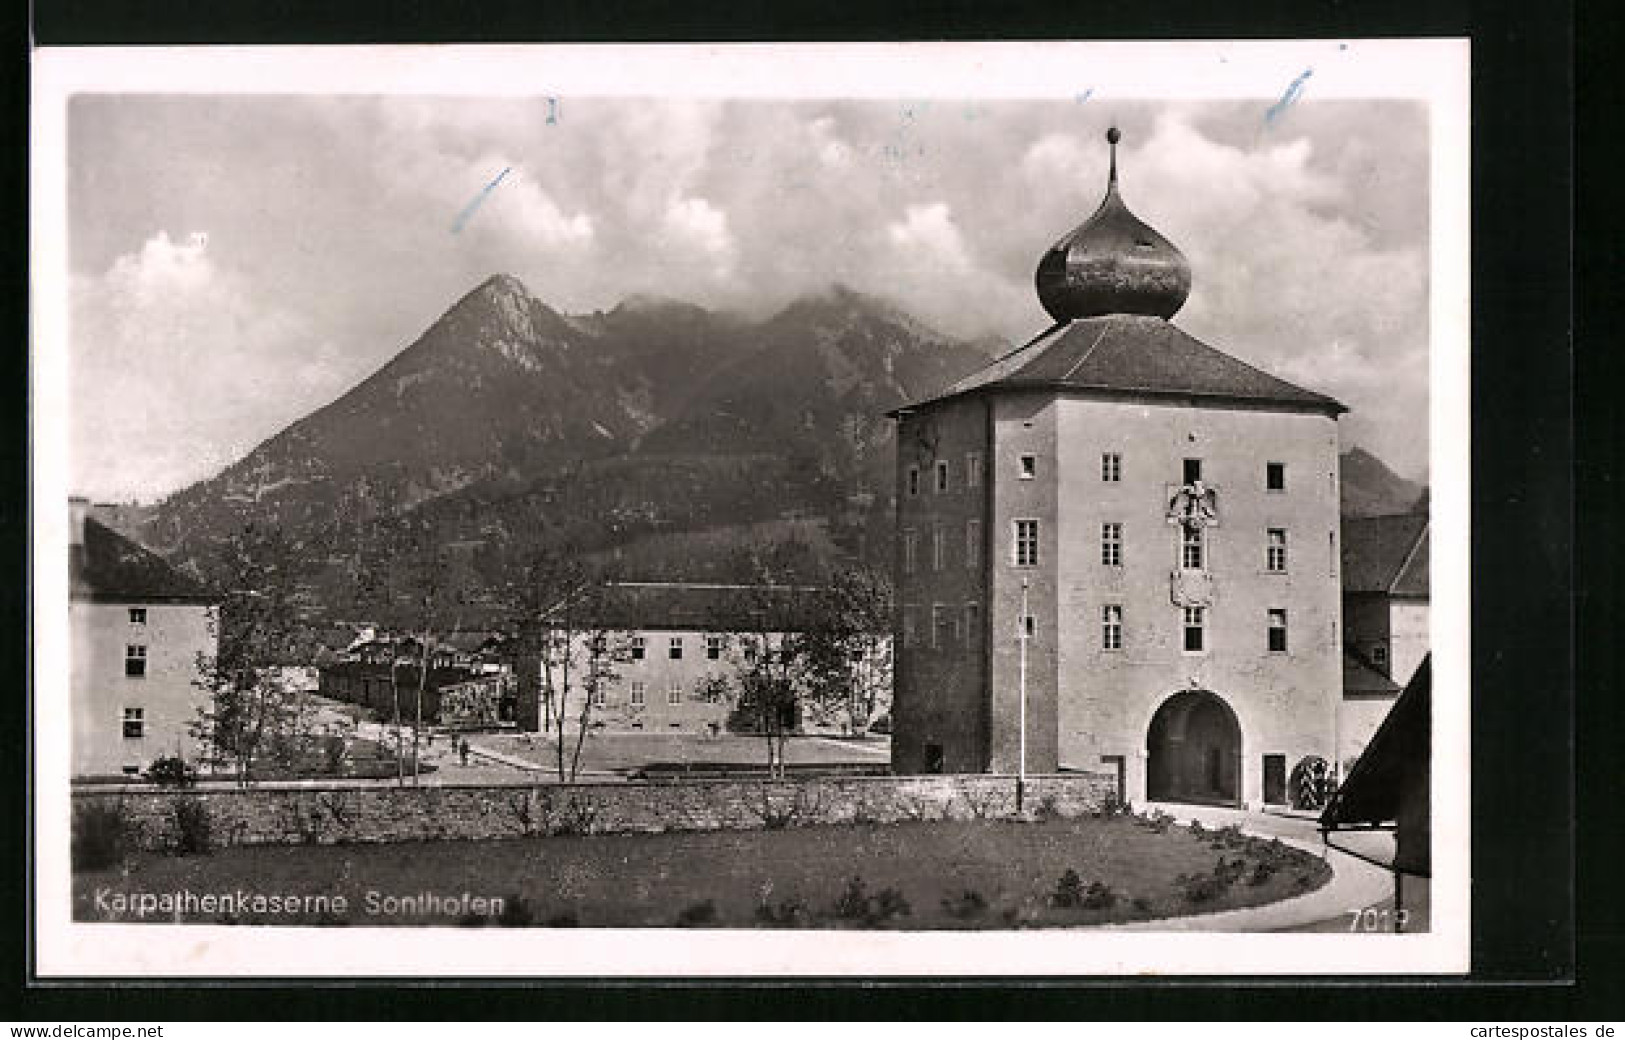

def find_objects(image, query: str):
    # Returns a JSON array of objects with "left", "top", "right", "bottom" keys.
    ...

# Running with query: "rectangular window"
[
  {"left": 1373, "top": 644, "right": 1388, "bottom": 666},
  {"left": 1183, "top": 607, "right": 1206, "bottom": 653},
  {"left": 1101, "top": 452, "right": 1122, "bottom": 483},
  {"left": 965, "top": 519, "right": 981, "bottom": 568},
  {"left": 668, "top": 682, "right": 683, "bottom": 705},
  {"left": 1266, "top": 461, "right": 1286, "bottom": 491},
  {"left": 1014, "top": 519, "right": 1039, "bottom": 567},
  {"left": 704, "top": 683, "right": 723, "bottom": 704},
  {"left": 930, "top": 604, "right": 950, "bottom": 649},
  {"left": 1019, "top": 454, "right": 1037, "bottom": 479},
  {"left": 630, "top": 636, "right": 646, "bottom": 661},
  {"left": 592, "top": 687, "right": 607, "bottom": 709},
  {"left": 907, "top": 466, "right": 920, "bottom": 497},
  {"left": 630, "top": 681, "right": 647, "bottom": 706},
  {"left": 935, "top": 460, "right": 950, "bottom": 493},
  {"left": 706, "top": 635, "right": 723, "bottom": 660},
  {"left": 124, "top": 644, "right": 147, "bottom": 678},
  {"left": 1181, "top": 527, "right": 1204, "bottom": 570},
  {"left": 964, "top": 602, "right": 980, "bottom": 646},
  {"left": 121, "top": 707, "right": 145, "bottom": 739},
  {"left": 1021, "top": 615, "right": 1037, "bottom": 640},
  {"left": 1267, "top": 528, "right": 1288, "bottom": 572},
  {"left": 1329, "top": 531, "right": 1338, "bottom": 577},
  {"left": 128, "top": 607, "right": 147, "bottom": 625},
  {"left": 903, "top": 529, "right": 918, "bottom": 573},
  {"left": 668, "top": 637, "right": 684, "bottom": 660},
  {"left": 1102, "top": 604, "right": 1123, "bottom": 650},
  {"left": 1101, "top": 522, "right": 1123, "bottom": 566},
  {"left": 1183, "top": 458, "right": 1203, "bottom": 484},
  {"left": 965, "top": 452, "right": 984, "bottom": 488},
  {"left": 932, "top": 526, "right": 946, "bottom": 571},
  {"left": 902, "top": 608, "right": 917, "bottom": 649},
  {"left": 1268, "top": 609, "right": 1289, "bottom": 653}
]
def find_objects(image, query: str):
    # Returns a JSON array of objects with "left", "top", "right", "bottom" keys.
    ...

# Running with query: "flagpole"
[{"left": 1018, "top": 576, "right": 1029, "bottom": 812}]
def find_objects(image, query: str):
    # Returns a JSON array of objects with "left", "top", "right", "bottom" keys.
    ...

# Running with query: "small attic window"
[{"left": 1134, "top": 238, "right": 1155, "bottom": 248}]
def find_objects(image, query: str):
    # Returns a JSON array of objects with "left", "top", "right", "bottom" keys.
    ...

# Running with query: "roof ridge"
[
  {"left": 1387, "top": 518, "right": 1430, "bottom": 595},
  {"left": 1058, "top": 323, "right": 1113, "bottom": 382}
]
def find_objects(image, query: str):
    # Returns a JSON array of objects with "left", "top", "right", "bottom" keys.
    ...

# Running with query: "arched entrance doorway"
[{"left": 1146, "top": 690, "right": 1242, "bottom": 807}]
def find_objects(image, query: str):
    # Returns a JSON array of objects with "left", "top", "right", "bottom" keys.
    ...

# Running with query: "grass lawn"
[{"left": 74, "top": 813, "right": 1330, "bottom": 929}]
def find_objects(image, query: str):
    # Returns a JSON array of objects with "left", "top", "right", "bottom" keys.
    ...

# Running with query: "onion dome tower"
[{"left": 1035, "top": 127, "right": 1192, "bottom": 322}]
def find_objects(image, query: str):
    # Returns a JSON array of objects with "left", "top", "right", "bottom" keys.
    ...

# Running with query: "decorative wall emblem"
[
  {"left": 1169, "top": 568, "right": 1216, "bottom": 608},
  {"left": 1165, "top": 480, "right": 1219, "bottom": 529}
]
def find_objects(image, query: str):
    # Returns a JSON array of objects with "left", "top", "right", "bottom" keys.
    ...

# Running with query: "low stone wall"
[{"left": 72, "top": 773, "right": 1115, "bottom": 851}]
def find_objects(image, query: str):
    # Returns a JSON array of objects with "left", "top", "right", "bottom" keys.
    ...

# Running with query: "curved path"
[{"left": 1096, "top": 802, "right": 1395, "bottom": 932}]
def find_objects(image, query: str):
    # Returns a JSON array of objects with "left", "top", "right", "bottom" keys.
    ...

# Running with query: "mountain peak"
[{"left": 477, "top": 272, "right": 531, "bottom": 298}]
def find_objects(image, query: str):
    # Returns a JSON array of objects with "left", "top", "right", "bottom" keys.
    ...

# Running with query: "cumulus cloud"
[
  {"left": 64, "top": 96, "right": 1433, "bottom": 496},
  {"left": 70, "top": 231, "right": 342, "bottom": 499}
]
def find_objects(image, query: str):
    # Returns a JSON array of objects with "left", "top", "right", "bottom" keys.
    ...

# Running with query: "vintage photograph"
[{"left": 31, "top": 41, "right": 1469, "bottom": 976}]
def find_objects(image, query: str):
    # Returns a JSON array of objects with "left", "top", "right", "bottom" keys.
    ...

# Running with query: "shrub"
[
  {"left": 169, "top": 796, "right": 213, "bottom": 856},
  {"left": 497, "top": 895, "right": 536, "bottom": 927},
  {"left": 1096, "top": 792, "right": 1132, "bottom": 819},
  {"left": 145, "top": 755, "right": 195, "bottom": 787},
  {"left": 1175, "top": 870, "right": 1231, "bottom": 904},
  {"left": 1213, "top": 855, "right": 1249, "bottom": 886},
  {"left": 71, "top": 800, "right": 128, "bottom": 872},
  {"left": 755, "top": 896, "right": 811, "bottom": 928},
  {"left": 1033, "top": 794, "right": 1063, "bottom": 821},
  {"left": 1050, "top": 869, "right": 1087, "bottom": 908},
  {"left": 552, "top": 796, "right": 599, "bottom": 836},
  {"left": 830, "top": 876, "right": 911, "bottom": 927},
  {"left": 1130, "top": 895, "right": 1154, "bottom": 914},
  {"left": 1135, "top": 809, "right": 1174, "bottom": 834},
  {"left": 676, "top": 899, "right": 719, "bottom": 927},
  {"left": 1248, "top": 861, "right": 1278, "bottom": 887},
  {"left": 833, "top": 875, "right": 871, "bottom": 919},
  {"left": 940, "top": 889, "right": 989, "bottom": 920},
  {"left": 1082, "top": 881, "right": 1117, "bottom": 911},
  {"left": 1212, "top": 823, "right": 1248, "bottom": 849}
]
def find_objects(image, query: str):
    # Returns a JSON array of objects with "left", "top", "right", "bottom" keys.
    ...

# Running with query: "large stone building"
[
  {"left": 1339, "top": 512, "right": 1430, "bottom": 764},
  {"left": 889, "top": 128, "right": 1347, "bottom": 809},
  {"left": 69, "top": 498, "right": 219, "bottom": 779}
]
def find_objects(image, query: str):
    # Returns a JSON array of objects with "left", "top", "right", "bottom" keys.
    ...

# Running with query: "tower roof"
[
  {"left": 890, "top": 314, "right": 1346, "bottom": 416},
  {"left": 1035, "top": 127, "right": 1192, "bottom": 322},
  {"left": 891, "top": 126, "right": 1344, "bottom": 418}
]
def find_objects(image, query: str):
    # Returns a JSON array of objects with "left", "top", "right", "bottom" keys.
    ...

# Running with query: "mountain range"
[{"left": 125, "top": 274, "right": 1426, "bottom": 623}]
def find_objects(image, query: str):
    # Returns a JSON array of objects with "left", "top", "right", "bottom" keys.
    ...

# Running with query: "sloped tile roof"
[
  {"left": 1342, "top": 514, "right": 1430, "bottom": 596},
  {"left": 540, "top": 582, "right": 828, "bottom": 632},
  {"left": 892, "top": 315, "right": 1345, "bottom": 415},
  {"left": 1343, "top": 649, "right": 1403, "bottom": 696},
  {"left": 70, "top": 517, "right": 217, "bottom": 604}
]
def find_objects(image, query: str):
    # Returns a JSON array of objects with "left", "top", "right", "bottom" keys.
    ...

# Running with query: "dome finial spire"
[{"left": 1033, "top": 124, "right": 1193, "bottom": 322}]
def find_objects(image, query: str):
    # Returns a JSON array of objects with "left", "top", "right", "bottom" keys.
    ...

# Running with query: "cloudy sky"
[{"left": 66, "top": 94, "right": 1429, "bottom": 501}]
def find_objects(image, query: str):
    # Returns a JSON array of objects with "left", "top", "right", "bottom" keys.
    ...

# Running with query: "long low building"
[
  {"left": 317, "top": 634, "right": 516, "bottom": 728},
  {"left": 515, "top": 581, "right": 892, "bottom": 735}
]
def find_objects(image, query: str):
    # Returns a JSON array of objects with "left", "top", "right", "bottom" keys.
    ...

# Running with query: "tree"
[
  {"left": 191, "top": 524, "right": 319, "bottom": 785},
  {"left": 710, "top": 542, "right": 838, "bottom": 778},
  {"left": 513, "top": 547, "right": 630, "bottom": 782},
  {"left": 803, "top": 565, "right": 894, "bottom": 733}
]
